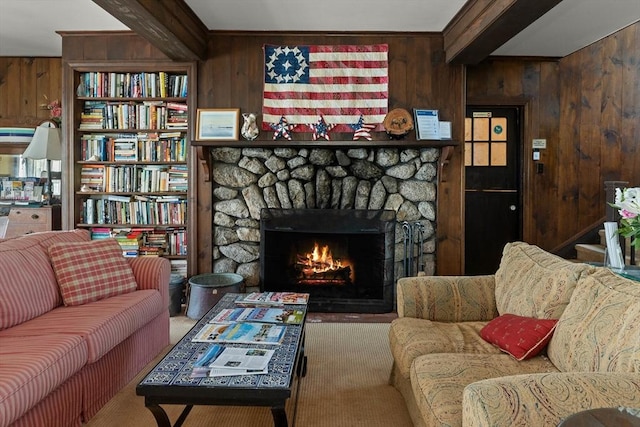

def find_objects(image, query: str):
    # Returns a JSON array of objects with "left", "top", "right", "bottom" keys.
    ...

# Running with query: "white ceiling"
[{"left": 0, "top": 0, "right": 638, "bottom": 58}]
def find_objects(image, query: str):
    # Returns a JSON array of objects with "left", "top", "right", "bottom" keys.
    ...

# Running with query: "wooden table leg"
[{"left": 271, "top": 405, "right": 288, "bottom": 427}]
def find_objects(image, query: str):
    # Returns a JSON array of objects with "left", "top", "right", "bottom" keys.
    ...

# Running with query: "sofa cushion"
[
  {"left": 0, "top": 229, "right": 91, "bottom": 330},
  {"left": 480, "top": 314, "right": 558, "bottom": 361},
  {"left": 0, "top": 334, "right": 88, "bottom": 426},
  {"left": 494, "top": 242, "right": 594, "bottom": 319},
  {"left": 547, "top": 267, "right": 640, "bottom": 373},
  {"left": 389, "top": 317, "right": 501, "bottom": 379},
  {"left": 48, "top": 238, "right": 137, "bottom": 306},
  {"left": 0, "top": 289, "right": 163, "bottom": 363},
  {"left": 410, "top": 353, "right": 558, "bottom": 427}
]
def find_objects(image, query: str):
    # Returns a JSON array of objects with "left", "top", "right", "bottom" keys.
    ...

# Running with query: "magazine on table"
[
  {"left": 215, "top": 322, "right": 286, "bottom": 345},
  {"left": 209, "top": 347, "right": 274, "bottom": 372},
  {"left": 191, "top": 323, "right": 230, "bottom": 343},
  {"left": 190, "top": 344, "right": 273, "bottom": 378},
  {"left": 190, "top": 344, "right": 224, "bottom": 378},
  {"left": 209, "top": 307, "right": 304, "bottom": 325},
  {"left": 236, "top": 292, "right": 310, "bottom": 306}
]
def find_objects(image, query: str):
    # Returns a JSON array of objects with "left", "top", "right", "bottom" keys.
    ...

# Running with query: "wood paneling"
[
  {"left": 197, "top": 32, "right": 465, "bottom": 275},
  {"left": 6, "top": 22, "right": 635, "bottom": 274},
  {"left": 467, "top": 22, "right": 640, "bottom": 251},
  {"left": 0, "top": 57, "right": 62, "bottom": 128}
]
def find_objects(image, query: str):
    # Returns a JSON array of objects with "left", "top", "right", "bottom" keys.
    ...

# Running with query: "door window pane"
[
  {"left": 491, "top": 143, "right": 507, "bottom": 166},
  {"left": 473, "top": 143, "right": 489, "bottom": 166},
  {"left": 473, "top": 118, "right": 490, "bottom": 141},
  {"left": 491, "top": 117, "right": 507, "bottom": 141}
]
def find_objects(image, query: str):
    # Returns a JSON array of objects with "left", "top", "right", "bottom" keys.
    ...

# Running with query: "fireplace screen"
[{"left": 260, "top": 209, "right": 396, "bottom": 313}]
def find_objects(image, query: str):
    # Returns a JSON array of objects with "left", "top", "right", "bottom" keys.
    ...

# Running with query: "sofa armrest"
[
  {"left": 396, "top": 275, "right": 498, "bottom": 321},
  {"left": 127, "top": 257, "right": 171, "bottom": 309},
  {"left": 462, "top": 372, "right": 640, "bottom": 427}
]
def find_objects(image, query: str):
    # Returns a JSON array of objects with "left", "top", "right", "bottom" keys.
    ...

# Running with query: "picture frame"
[
  {"left": 413, "top": 109, "right": 440, "bottom": 140},
  {"left": 196, "top": 108, "right": 240, "bottom": 141}
]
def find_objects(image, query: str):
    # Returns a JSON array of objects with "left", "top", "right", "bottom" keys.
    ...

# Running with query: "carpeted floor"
[{"left": 85, "top": 319, "right": 412, "bottom": 426}]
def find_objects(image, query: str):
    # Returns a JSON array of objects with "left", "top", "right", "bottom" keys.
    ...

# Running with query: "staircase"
[
  {"left": 575, "top": 230, "right": 637, "bottom": 266},
  {"left": 574, "top": 230, "right": 607, "bottom": 263}
]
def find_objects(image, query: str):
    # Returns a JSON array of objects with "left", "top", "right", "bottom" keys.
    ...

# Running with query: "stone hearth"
[{"left": 210, "top": 147, "right": 439, "bottom": 291}]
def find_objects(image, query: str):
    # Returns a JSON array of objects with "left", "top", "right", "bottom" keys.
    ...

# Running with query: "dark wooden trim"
[
  {"left": 443, "top": 0, "right": 563, "bottom": 64},
  {"left": 91, "top": 0, "right": 208, "bottom": 61},
  {"left": 190, "top": 139, "right": 459, "bottom": 148}
]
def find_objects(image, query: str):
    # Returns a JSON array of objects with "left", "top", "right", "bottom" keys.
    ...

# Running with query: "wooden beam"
[
  {"left": 92, "top": 0, "right": 208, "bottom": 61},
  {"left": 443, "top": 0, "right": 563, "bottom": 65}
]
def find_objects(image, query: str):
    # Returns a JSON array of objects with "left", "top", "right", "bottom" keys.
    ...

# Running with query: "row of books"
[
  {"left": 91, "top": 227, "right": 187, "bottom": 257},
  {"left": 190, "top": 292, "right": 309, "bottom": 378},
  {"left": 0, "top": 178, "right": 42, "bottom": 202},
  {"left": 81, "top": 164, "right": 188, "bottom": 193},
  {"left": 78, "top": 72, "right": 188, "bottom": 98},
  {"left": 81, "top": 132, "right": 187, "bottom": 162},
  {"left": 80, "top": 101, "right": 187, "bottom": 130},
  {"left": 82, "top": 196, "right": 187, "bottom": 226}
]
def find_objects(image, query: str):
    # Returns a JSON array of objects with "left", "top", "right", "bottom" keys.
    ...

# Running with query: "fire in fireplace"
[
  {"left": 296, "top": 242, "right": 353, "bottom": 286},
  {"left": 260, "top": 208, "right": 396, "bottom": 313}
]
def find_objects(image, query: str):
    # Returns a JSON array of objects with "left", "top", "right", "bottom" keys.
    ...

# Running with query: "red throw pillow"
[
  {"left": 48, "top": 238, "right": 137, "bottom": 306},
  {"left": 480, "top": 314, "right": 558, "bottom": 361}
]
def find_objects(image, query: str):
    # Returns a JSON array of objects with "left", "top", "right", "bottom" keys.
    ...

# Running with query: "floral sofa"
[
  {"left": 0, "top": 229, "right": 170, "bottom": 427},
  {"left": 389, "top": 241, "right": 640, "bottom": 426}
]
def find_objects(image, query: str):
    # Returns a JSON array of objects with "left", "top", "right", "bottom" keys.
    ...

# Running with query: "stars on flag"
[
  {"left": 270, "top": 116, "right": 294, "bottom": 140},
  {"left": 350, "top": 115, "right": 376, "bottom": 141},
  {"left": 310, "top": 115, "right": 336, "bottom": 141}
]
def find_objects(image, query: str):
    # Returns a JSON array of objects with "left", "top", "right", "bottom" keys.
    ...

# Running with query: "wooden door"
[{"left": 465, "top": 107, "right": 522, "bottom": 274}]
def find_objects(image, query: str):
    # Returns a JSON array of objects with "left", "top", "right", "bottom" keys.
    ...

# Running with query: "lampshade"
[{"left": 23, "top": 122, "right": 62, "bottom": 160}]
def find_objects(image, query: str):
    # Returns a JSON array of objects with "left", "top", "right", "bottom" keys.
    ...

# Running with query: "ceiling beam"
[
  {"left": 443, "top": 0, "right": 563, "bottom": 64},
  {"left": 92, "top": 0, "right": 209, "bottom": 61}
]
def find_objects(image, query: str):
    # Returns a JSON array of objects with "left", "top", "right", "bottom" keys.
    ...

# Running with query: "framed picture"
[{"left": 196, "top": 108, "right": 240, "bottom": 141}]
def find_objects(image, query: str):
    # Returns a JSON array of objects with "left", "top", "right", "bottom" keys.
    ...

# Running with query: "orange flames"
[
  {"left": 304, "top": 243, "right": 343, "bottom": 272},
  {"left": 295, "top": 242, "right": 353, "bottom": 284}
]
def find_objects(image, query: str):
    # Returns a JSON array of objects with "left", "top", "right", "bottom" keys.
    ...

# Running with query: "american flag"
[{"left": 263, "top": 44, "right": 388, "bottom": 132}]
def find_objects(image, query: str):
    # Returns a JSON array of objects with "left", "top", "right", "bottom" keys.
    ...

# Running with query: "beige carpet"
[{"left": 86, "top": 320, "right": 412, "bottom": 426}]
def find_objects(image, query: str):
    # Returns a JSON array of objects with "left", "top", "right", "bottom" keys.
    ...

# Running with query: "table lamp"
[{"left": 23, "top": 121, "right": 61, "bottom": 204}]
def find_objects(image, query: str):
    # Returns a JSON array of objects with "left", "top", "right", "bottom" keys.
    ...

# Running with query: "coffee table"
[{"left": 136, "top": 293, "right": 308, "bottom": 427}]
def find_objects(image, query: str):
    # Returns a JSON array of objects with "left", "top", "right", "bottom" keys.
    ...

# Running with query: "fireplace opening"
[{"left": 260, "top": 209, "right": 396, "bottom": 313}]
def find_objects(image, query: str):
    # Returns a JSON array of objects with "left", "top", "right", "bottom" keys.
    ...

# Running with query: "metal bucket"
[{"left": 186, "top": 273, "right": 244, "bottom": 319}]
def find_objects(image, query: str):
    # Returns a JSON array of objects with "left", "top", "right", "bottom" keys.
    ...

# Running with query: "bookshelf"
[{"left": 63, "top": 62, "right": 197, "bottom": 279}]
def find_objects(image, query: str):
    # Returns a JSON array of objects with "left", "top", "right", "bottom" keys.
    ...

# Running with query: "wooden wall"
[
  {"left": 57, "top": 31, "right": 466, "bottom": 276},
  {"left": 0, "top": 57, "right": 62, "bottom": 128},
  {"left": 467, "top": 22, "right": 640, "bottom": 251},
  {"left": 3, "top": 22, "right": 636, "bottom": 271},
  {"left": 198, "top": 32, "right": 465, "bottom": 275}
]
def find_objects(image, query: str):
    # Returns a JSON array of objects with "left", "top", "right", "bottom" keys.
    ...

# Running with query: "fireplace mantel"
[{"left": 194, "top": 139, "right": 458, "bottom": 182}]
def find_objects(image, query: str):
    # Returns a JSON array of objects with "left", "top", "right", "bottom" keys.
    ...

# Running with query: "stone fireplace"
[
  {"left": 260, "top": 208, "right": 396, "bottom": 312},
  {"left": 210, "top": 146, "right": 439, "bottom": 311}
]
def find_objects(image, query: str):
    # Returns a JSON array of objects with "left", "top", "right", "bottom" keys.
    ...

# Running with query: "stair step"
[{"left": 575, "top": 243, "right": 606, "bottom": 263}]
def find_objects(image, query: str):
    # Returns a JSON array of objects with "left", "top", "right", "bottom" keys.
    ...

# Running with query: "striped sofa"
[
  {"left": 389, "top": 241, "right": 640, "bottom": 427},
  {"left": 0, "top": 229, "right": 170, "bottom": 427}
]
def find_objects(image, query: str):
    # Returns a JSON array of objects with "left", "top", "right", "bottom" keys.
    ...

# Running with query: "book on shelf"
[
  {"left": 236, "top": 292, "right": 310, "bottom": 306},
  {"left": 210, "top": 307, "right": 304, "bottom": 325}
]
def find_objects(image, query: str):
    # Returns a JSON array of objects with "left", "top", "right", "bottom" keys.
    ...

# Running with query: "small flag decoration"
[
  {"left": 350, "top": 115, "right": 376, "bottom": 141},
  {"left": 310, "top": 115, "right": 335, "bottom": 141},
  {"left": 269, "top": 116, "right": 294, "bottom": 140}
]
